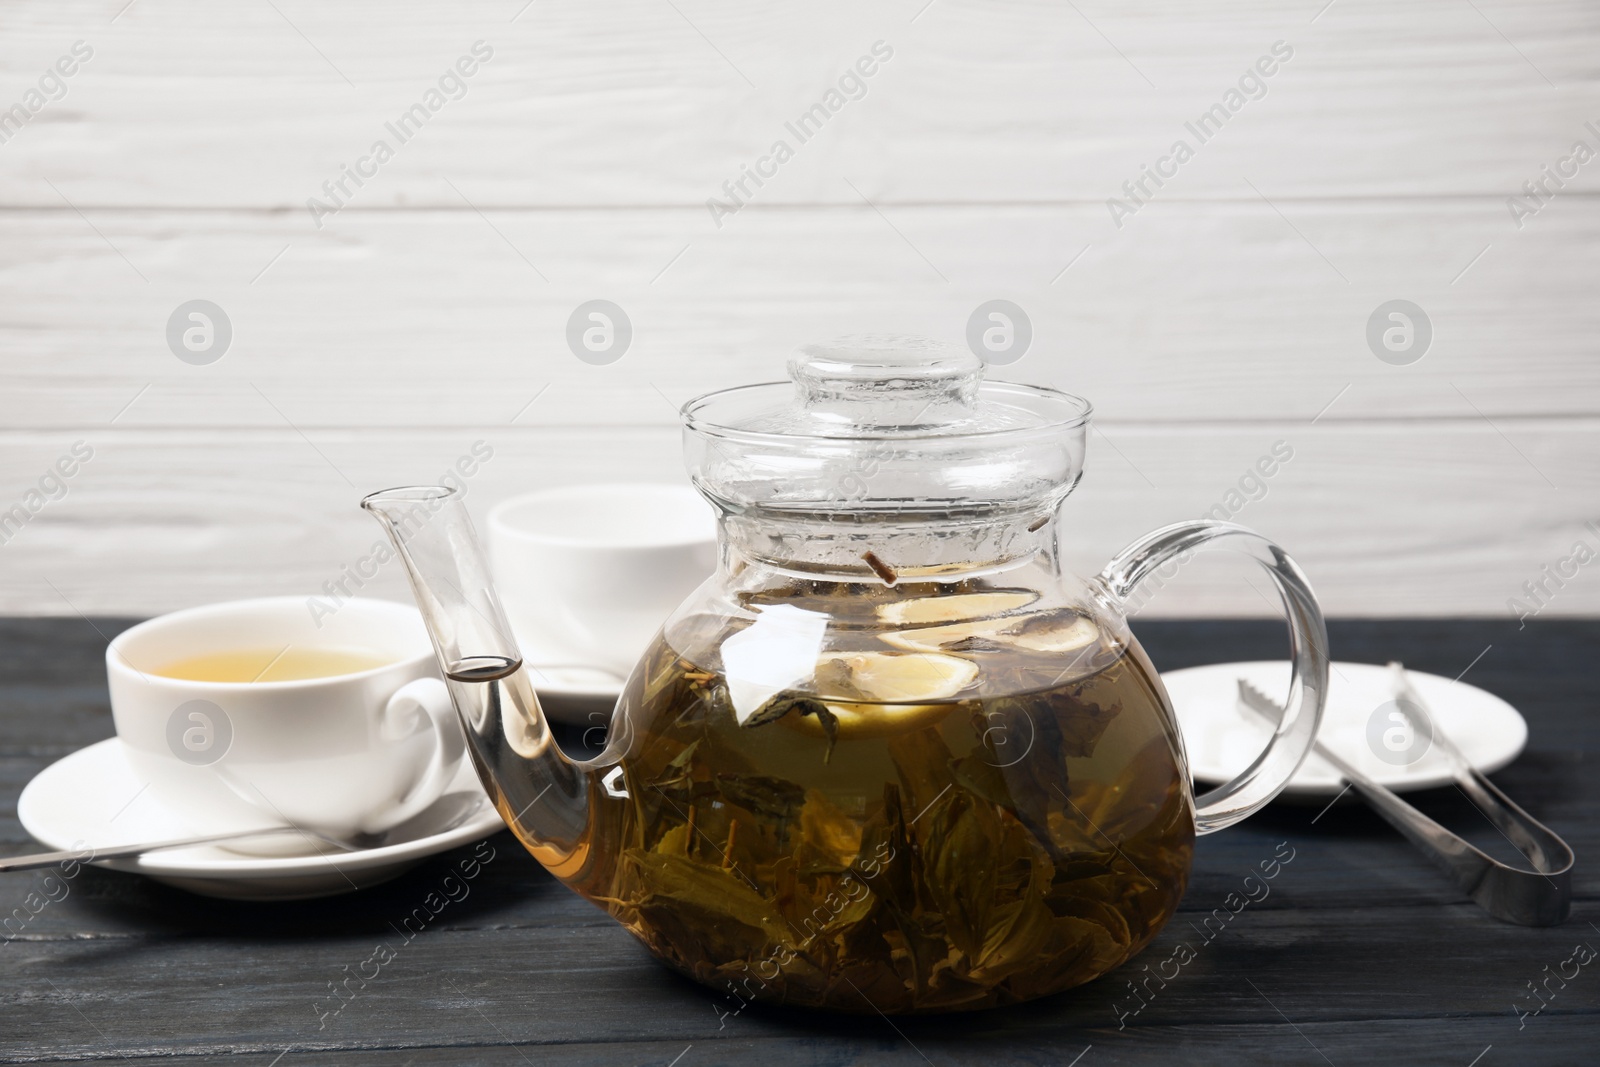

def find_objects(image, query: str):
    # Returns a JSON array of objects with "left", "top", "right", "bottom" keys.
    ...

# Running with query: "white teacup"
[
  {"left": 487, "top": 484, "right": 717, "bottom": 678},
  {"left": 107, "top": 597, "right": 464, "bottom": 848}
]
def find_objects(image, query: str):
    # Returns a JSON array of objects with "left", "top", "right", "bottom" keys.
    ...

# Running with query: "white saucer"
[
  {"left": 1160, "top": 660, "right": 1528, "bottom": 798},
  {"left": 17, "top": 739, "right": 504, "bottom": 901}
]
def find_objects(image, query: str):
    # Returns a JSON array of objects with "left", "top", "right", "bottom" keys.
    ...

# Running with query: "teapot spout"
[{"left": 362, "top": 486, "right": 592, "bottom": 876}]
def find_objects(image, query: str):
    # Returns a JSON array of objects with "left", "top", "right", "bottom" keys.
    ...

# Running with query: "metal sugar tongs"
[{"left": 1237, "top": 661, "right": 1573, "bottom": 927}]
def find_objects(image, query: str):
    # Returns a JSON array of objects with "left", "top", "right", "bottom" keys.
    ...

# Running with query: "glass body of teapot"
[{"left": 365, "top": 336, "right": 1327, "bottom": 1014}]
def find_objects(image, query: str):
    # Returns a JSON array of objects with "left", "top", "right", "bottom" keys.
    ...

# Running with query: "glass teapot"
[{"left": 364, "top": 336, "right": 1327, "bottom": 1014}]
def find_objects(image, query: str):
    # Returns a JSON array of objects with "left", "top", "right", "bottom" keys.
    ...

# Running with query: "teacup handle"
[
  {"left": 381, "top": 677, "right": 466, "bottom": 826},
  {"left": 1097, "top": 519, "right": 1329, "bottom": 834}
]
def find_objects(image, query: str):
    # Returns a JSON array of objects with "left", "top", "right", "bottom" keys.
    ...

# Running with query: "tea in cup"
[{"left": 106, "top": 596, "right": 464, "bottom": 849}]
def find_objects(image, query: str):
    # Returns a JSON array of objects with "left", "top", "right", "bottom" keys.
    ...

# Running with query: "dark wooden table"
[{"left": 1, "top": 618, "right": 1594, "bottom": 1066}]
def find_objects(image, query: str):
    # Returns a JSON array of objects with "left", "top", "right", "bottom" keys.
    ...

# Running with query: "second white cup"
[{"left": 487, "top": 483, "right": 717, "bottom": 678}]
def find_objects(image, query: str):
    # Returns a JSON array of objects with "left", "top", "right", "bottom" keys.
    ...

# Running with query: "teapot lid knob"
[{"left": 787, "top": 335, "right": 982, "bottom": 430}]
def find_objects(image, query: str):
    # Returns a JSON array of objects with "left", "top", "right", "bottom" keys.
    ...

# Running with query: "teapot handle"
[{"left": 1097, "top": 520, "right": 1329, "bottom": 834}]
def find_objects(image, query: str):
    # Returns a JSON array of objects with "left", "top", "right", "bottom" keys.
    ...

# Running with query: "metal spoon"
[
  {"left": 1237, "top": 666, "right": 1572, "bottom": 927},
  {"left": 0, "top": 791, "right": 494, "bottom": 875},
  {"left": 0, "top": 826, "right": 375, "bottom": 874}
]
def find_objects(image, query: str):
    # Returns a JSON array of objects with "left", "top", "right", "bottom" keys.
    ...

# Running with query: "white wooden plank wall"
[{"left": 0, "top": 0, "right": 1596, "bottom": 620}]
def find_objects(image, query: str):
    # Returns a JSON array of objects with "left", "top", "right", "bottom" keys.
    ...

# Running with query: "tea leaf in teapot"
[
  {"left": 649, "top": 738, "right": 701, "bottom": 788},
  {"left": 975, "top": 891, "right": 1055, "bottom": 982},
  {"left": 947, "top": 749, "right": 1061, "bottom": 866},
  {"left": 713, "top": 772, "right": 807, "bottom": 824},
  {"left": 1065, "top": 734, "right": 1181, "bottom": 844},
  {"left": 743, "top": 691, "right": 828, "bottom": 728},
  {"left": 654, "top": 819, "right": 693, "bottom": 859},
  {"left": 1031, "top": 915, "right": 1117, "bottom": 991},
  {"left": 640, "top": 640, "right": 689, "bottom": 707},
  {"left": 637, "top": 742, "right": 702, "bottom": 847},
  {"left": 742, "top": 690, "right": 839, "bottom": 762},
  {"left": 808, "top": 702, "right": 841, "bottom": 761},
  {"left": 957, "top": 696, "right": 1071, "bottom": 859},
  {"left": 854, "top": 782, "right": 917, "bottom": 907},
  {"left": 1048, "top": 879, "right": 1135, "bottom": 947},
  {"left": 920, "top": 789, "right": 1002, "bottom": 959},
  {"left": 796, "top": 789, "right": 864, "bottom": 874},
  {"left": 792, "top": 875, "right": 876, "bottom": 947},
  {"left": 737, "top": 579, "right": 899, "bottom": 620},
  {"left": 617, "top": 848, "right": 794, "bottom": 961},
  {"left": 1003, "top": 610, "right": 1101, "bottom": 654},
  {"left": 988, "top": 682, "right": 1119, "bottom": 764},
  {"left": 940, "top": 636, "right": 1012, "bottom": 654},
  {"left": 1057, "top": 693, "right": 1120, "bottom": 758},
  {"left": 828, "top": 950, "right": 914, "bottom": 1010},
  {"left": 877, "top": 921, "right": 941, "bottom": 995},
  {"left": 885, "top": 728, "right": 965, "bottom": 846},
  {"left": 948, "top": 747, "right": 1010, "bottom": 809}
]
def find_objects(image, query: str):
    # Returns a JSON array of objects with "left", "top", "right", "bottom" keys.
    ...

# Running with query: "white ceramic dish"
[
  {"left": 106, "top": 596, "right": 460, "bottom": 844},
  {"left": 18, "top": 738, "right": 503, "bottom": 901},
  {"left": 489, "top": 483, "right": 716, "bottom": 679},
  {"left": 1161, "top": 660, "right": 1527, "bottom": 798}
]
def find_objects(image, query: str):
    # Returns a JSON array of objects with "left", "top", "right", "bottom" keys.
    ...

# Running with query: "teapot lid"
[
  {"left": 692, "top": 335, "right": 1080, "bottom": 439},
  {"left": 681, "top": 335, "right": 1091, "bottom": 521}
]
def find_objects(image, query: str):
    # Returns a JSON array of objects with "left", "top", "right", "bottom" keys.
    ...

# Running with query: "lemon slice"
[
  {"left": 882, "top": 610, "right": 1100, "bottom": 656},
  {"left": 779, "top": 651, "right": 978, "bottom": 740},
  {"left": 1005, "top": 612, "right": 1100, "bottom": 653},
  {"left": 801, "top": 701, "right": 951, "bottom": 739},
  {"left": 875, "top": 591, "right": 1038, "bottom": 627},
  {"left": 881, "top": 620, "right": 1003, "bottom": 654},
  {"left": 817, "top": 650, "right": 979, "bottom": 702}
]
